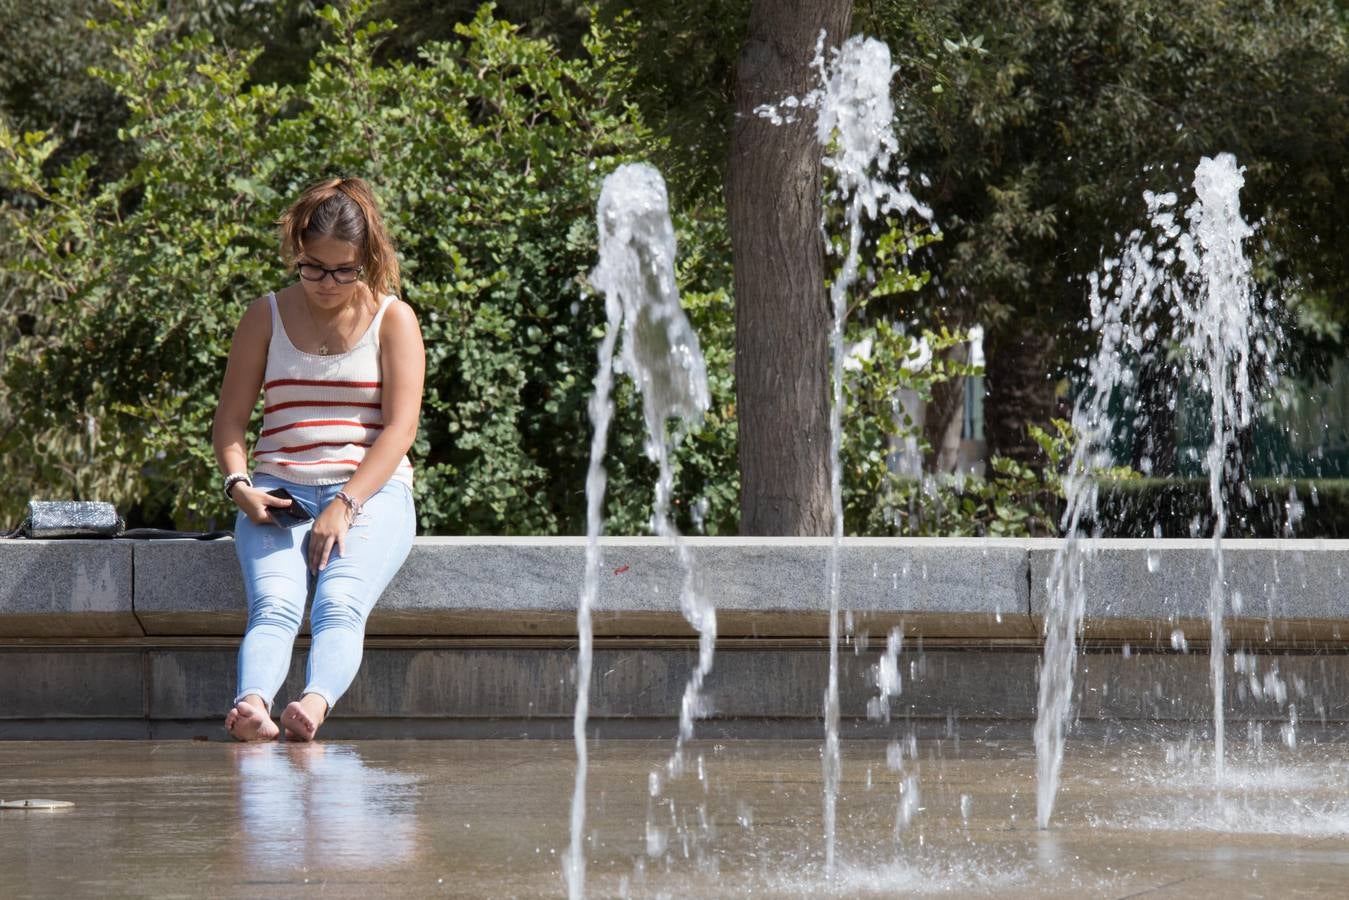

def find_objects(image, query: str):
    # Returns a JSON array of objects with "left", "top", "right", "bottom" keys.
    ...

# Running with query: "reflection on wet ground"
[
  {"left": 1, "top": 738, "right": 1348, "bottom": 897},
  {"left": 236, "top": 743, "right": 421, "bottom": 871}
]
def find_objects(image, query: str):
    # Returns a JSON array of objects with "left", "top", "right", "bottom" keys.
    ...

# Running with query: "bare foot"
[
  {"left": 224, "top": 700, "right": 279, "bottom": 742},
  {"left": 280, "top": 695, "right": 327, "bottom": 742}
]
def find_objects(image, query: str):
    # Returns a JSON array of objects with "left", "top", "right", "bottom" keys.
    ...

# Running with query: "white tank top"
[{"left": 251, "top": 291, "right": 414, "bottom": 488}]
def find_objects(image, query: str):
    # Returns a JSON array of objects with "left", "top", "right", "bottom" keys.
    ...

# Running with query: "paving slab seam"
[
  {"left": 16, "top": 635, "right": 1349, "bottom": 651},
  {"left": 0, "top": 635, "right": 1047, "bottom": 650},
  {"left": 129, "top": 541, "right": 149, "bottom": 638},
  {"left": 1112, "top": 875, "right": 1204, "bottom": 900}
]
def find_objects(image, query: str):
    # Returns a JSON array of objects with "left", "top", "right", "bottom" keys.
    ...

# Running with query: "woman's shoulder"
[
  {"left": 234, "top": 291, "right": 277, "bottom": 341},
  {"left": 377, "top": 295, "right": 423, "bottom": 361},
  {"left": 378, "top": 295, "right": 419, "bottom": 331}
]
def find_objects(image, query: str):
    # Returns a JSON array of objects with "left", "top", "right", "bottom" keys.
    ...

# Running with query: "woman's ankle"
[{"left": 299, "top": 692, "right": 329, "bottom": 725}]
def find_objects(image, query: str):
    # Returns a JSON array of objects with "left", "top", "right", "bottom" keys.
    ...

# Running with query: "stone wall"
[{"left": 3, "top": 537, "right": 1348, "bottom": 738}]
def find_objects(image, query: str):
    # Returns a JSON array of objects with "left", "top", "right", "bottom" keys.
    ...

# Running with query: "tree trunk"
[
  {"left": 984, "top": 318, "right": 1058, "bottom": 465},
  {"left": 729, "top": 0, "right": 853, "bottom": 536},
  {"left": 922, "top": 342, "right": 969, "bottom": 473}
]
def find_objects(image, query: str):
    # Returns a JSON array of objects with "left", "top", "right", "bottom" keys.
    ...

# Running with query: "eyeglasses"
[{"left": 297, "top": 263, "right": 364, "bottom": 284}]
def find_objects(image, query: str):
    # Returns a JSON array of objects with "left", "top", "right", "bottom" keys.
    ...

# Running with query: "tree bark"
[
  {"left": 728, "top": 0, "right": 852, "bottom": 536},
  {"left": 922, "top": 342, "right": 969, "bottom": 473},
  {"left": 984, "top": 318, "right": 1058, "bottom": 466}
]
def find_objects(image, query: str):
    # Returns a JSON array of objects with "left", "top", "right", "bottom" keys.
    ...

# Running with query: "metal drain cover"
[{"left": 0, "top": 799, "right": 73, "bottom": 810}]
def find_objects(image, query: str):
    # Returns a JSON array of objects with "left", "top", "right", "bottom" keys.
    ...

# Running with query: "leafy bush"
[{"left": 873, "top": 420, "right": 1073, "bottom": 537}]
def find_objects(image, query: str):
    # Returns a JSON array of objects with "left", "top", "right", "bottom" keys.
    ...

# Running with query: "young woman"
[{"left": 213, "top": 177, "right": 424, "bottom": 742}]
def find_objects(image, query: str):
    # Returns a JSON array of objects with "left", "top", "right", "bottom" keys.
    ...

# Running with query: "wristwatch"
[{"left": 223, "top": 472, "right": 252, "bottom": 500}]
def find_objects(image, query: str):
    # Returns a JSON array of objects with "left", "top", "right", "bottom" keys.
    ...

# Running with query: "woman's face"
[{"left": 297, "top": 234, "right": 365, "bottom": 311}]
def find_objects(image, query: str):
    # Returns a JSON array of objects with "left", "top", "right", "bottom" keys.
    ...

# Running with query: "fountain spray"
[
  {"left": 565, "top": 162, "right": 710, "bottom": 899},
  {"left": 1035, "top": 153, "right": 1278, "bottom": 828},
  {"left": 759, "top": 31, "right": 931, "bottom": 876}
]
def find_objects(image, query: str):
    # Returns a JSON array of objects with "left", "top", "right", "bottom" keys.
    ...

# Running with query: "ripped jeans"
[{"left": 233, "top": 474, "right": 414, "bottom": 712}]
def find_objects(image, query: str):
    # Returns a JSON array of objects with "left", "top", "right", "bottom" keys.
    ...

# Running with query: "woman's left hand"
[{"left": 308, "top": 500, "right": 351, "bottom": 573}]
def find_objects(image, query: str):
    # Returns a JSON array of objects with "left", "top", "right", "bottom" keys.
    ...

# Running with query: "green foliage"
[
  {"left": 860, "top": 0, "right": 1349, "bottom": 355},
  {"left": 591, "top": 0, "right": 746, "bottom": 207},
  {"left": 0, "top": 0, "right": 130, "bottom": 183},
  {"left": 0, "top": 0, "right": 312, "bottom": 187},
  {"left": 0, "top": 1, "right": 741, "bottom": 534},
  {"left": 873, "top": 420, "right": 1066, "bottom": 537},
  {"left": 842, "top": 317, "right": 976, "bottom": 533},
  {"left": 1094, "top": 477, "right": 1349, "bottom": 539},
  {"left": 20, "top": 0, "right": 1273, "bottom": 538},
  {"left": 872, "top": 418, "right": 1140, "bottom": 537},
  {"left": 851, "top": 0, "right": 1349, "bottom": 463}
]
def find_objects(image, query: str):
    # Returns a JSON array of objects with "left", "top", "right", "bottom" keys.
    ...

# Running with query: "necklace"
[{"left": 300, "top": 295, "right": 356, "bottom": 356}]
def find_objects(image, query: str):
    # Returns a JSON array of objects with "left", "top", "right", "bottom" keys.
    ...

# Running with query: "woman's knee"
[
  {"left": 309, "top": 593, "right": 370, "bottom": 634},
  {"left": 246, "top": 595, "right": 304, "bottom": 633}
]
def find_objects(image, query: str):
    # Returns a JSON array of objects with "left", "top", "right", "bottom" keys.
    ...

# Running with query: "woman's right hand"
[{"left": 231, "top": 484, "right": 292, "bottom": 525}]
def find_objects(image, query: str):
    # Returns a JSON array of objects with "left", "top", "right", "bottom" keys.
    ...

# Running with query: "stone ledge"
[
  {"left": 1028, "top": 539, "right": 1349, "bottom": 642},
  {"left": 6, "top": 537, "right": 1349, "bottom": 642},
  {"left": 0, "top": 540, "right": 138, "bottom": 637},
  {"left": 131, "top": 537, "right": 1035, "bottom": 638}
]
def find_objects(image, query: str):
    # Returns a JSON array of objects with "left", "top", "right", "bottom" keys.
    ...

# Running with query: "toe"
[
  {"left": 225, "top": 701, "right": 279, "bottom": 741},
  {"left": 281, "top": 703, "right": 316, "bottom": 741}
]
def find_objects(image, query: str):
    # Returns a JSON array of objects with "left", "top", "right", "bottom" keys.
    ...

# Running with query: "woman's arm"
[
  {"left": 307, "top": 298, "right": 425, "bottom": 572},
  {"left": 343, "top": 298, "right": 425, "bottom": 502},
  {"left": 212, "top": 296, "right": 292, "bottom": 524}
]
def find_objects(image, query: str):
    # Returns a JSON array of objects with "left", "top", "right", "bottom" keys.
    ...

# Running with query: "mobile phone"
[{"left": 266, "top": 488, "right": 313, "bottom": 528}]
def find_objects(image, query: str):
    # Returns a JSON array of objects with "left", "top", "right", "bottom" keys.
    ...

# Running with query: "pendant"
[{"left": 319, "top": 344, "right": 329, "bottom": 356}]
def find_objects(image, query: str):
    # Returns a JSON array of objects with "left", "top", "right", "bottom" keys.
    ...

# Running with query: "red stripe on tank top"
[
  {"left": 263, "top": 378, "right": 382, "bottom": 390},
  {"left": 253, "top": 440, "right": 374, "bottom": 457},
  {"left": 259, "top": 419, "right": 384, "bottom": 438},
  {"left": 270, "top": 457, "right": 367, "bottom": 467},
  {"left": 263, "top": 400, "right": 383, "bottom": 414}
]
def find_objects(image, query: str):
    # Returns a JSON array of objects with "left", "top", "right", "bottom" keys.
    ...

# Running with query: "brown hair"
[{"left": 277, "top": 177, "right": 401, "bottom": 297}]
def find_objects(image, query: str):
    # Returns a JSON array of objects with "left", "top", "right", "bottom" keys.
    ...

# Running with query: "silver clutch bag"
[{"left": 23, "top": 500, "right": 124, "bottom": 538}]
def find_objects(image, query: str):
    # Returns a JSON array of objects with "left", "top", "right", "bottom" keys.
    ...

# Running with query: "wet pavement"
[{"left": 2, "top": 736, "right": 1348, "bottom": 897}]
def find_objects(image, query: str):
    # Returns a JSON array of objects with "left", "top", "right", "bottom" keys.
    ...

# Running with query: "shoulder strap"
[
  {"left": 369, "top": 294, "right": 396, "bottom": 347},
  {"left": 118, "top": 528, "right": 233, "bottom": 541},
  {"left": 264, "top": 290, "right": 286, "bottom": 357}
]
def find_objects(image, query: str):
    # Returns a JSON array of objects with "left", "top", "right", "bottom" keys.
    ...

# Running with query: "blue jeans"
[{"left": 233, "top": 474, "right": 414, "bottom": 712}]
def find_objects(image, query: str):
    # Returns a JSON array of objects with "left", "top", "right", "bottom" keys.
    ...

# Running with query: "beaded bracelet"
[{"left": 334, "top": 490, "right": 363, "bottom": 525}]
